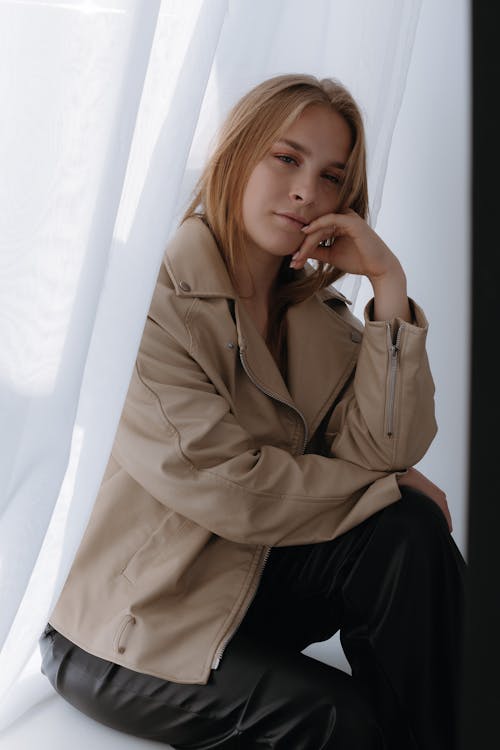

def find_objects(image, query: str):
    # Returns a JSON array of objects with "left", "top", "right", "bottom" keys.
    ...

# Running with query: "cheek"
[
  {"left": 243, "top": 170, "right": 261, "bottom": 212},
  {"left": 320, "top": 188, "right": 342, "bottom": 213},
  {"left": 242, "top": 170, "right": 269, "bottom": 217},
  {"left": 250, "top": 161, "right": 281, "bottom": 194},
  {"left": 241, "top": 187, "right": 258, "bottom": 225}
]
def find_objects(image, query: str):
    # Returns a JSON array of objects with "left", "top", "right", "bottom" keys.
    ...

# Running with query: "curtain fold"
[
  {"left": 0, "top": 0, "right": 163, "bottom": 649},
  {"left": 0, "top": 0, "right": 422, "bottom": 732}
]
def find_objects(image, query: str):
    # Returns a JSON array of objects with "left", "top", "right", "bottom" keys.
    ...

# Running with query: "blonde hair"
[{"left": 181, "top": 73, "right": 369, "bottom": 379}]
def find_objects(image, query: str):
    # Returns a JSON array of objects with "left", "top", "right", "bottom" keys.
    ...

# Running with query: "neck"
[{"left": 233, "top": 246, "right": 285, "bottom": 309}]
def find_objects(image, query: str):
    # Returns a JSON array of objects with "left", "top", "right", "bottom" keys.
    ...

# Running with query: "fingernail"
[{"left": 301, "top": 225, "right": 310, "bottom": 231}]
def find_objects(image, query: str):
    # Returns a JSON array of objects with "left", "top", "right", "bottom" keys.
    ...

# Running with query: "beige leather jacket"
[{"left": 49, "top": 216, "right": 437, "bottom": 684}]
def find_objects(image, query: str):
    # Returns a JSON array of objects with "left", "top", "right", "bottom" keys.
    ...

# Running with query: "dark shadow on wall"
[{"left": 459, "top": 2, "right": 500, "bottom": 748}]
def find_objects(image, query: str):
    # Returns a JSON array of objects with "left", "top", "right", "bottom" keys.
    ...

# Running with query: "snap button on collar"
[
  {"left": 179, "top": 280, "right": 191, "bottom": 292},
  {"left": 351, "top": 330, "right": 362, "bottom": 343}
]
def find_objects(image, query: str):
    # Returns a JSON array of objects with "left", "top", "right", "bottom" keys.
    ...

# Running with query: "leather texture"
[
  {"left": 40, "top": 487, "right": 466, "bottom": 749},
  {"left": 48, "top": 216, "right": 437, "bottom": 685}
]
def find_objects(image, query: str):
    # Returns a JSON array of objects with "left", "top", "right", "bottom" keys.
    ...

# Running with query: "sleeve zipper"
[{"left": 385, "top": 323, "right": 405, "bottom": 437}]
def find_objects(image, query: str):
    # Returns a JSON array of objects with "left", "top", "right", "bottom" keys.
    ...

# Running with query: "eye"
[
  {"left": 275, "top": 154, "right": 343, "bottom": 186},
  {"left": 324, "top": 174, "right": 342, "bottom": 185},
  {"left": 275, "top": 154, "right": 297, "bottom": 165}
]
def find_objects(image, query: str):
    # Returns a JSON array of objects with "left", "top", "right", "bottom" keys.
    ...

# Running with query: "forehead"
[{"left": 277, "top": 104, "right": 352, "bottom": 163}]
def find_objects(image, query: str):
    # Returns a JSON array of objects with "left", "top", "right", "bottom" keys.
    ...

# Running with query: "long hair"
[{"left": 180, "top": 73, "right": 369, "bottom": 380}]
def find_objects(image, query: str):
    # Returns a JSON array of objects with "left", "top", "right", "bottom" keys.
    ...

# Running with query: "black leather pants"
[{"left": 39, "top": 487, "right": 467, "bottom": 749}]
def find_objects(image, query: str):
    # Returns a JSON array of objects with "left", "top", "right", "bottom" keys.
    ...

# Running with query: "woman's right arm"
[{"left": 111, "top": 301, "right": 426, "bottom": 548}]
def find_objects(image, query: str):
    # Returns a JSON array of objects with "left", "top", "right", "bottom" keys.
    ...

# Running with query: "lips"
[{"left": 275, "top": 213, "right": 308, "bottom": 229}]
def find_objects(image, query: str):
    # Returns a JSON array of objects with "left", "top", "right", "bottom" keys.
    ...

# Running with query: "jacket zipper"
[
  {"left": 210, "top": 345, "right": 309, "bottom": 670},
  {"left": 211, "top": 545, "right": 272, "bottom": 669},
  {"left": 385, "top": 323, "right": 405, "bottom": 437},
  {"left": 238, "top": 344, "right": 309, "bottom": 453}
]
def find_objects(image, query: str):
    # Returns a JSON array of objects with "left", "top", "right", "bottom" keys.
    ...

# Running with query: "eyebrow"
[{"left": 275, "top": 138, "right": 346, "bottom": 170}]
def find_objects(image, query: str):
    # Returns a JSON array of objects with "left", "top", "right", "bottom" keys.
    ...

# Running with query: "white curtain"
[{"left": 0, "top": 0, "right": 422, "bottom": 732}]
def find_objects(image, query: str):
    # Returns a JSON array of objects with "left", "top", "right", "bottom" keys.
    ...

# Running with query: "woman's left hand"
[
  {"left": 397, "top": 467, "right": 453, "bottom": 533},
  {"left": 290, "top": 207, "right": 401, "bottom": 282}
]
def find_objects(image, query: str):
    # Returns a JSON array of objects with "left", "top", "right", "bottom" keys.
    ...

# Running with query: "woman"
[{"left": 39, "top": 73, "right": 466, "bottom": 749}]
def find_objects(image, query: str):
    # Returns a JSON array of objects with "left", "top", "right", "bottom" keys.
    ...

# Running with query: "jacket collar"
[
  {"left": 164, "top": 216, "right": 236, "bottom": 299},
  {"left": 164, "top": 216, "right": 360, "bottom": 439},
  {"left": 164, "top": 215, "right": 351, "bottom": 304}
]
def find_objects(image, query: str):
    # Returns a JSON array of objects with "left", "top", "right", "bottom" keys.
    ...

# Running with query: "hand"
[
  {"left": 290, "top": 207, "right": 402, "bottom": 282},
  {"left": 397, "top": 467, "right": 453, "bottom": 533},
  {"left": 291, "top": 207, "right": 411, "bottom": 322}
]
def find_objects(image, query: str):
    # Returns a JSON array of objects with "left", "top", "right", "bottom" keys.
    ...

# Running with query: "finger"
[
  {"left": 289, "top": 247, "right": 329, "bottom": 269},
  {"left": 300, "top": 208, "right": 356, "bottom": 235},
  {"left": 291, "top": 227, "right": 338, "bottom": 267},
  {"left": 301, "top": 222, "right": 338, "bottom": 240},
  {"left": 296, "top": 223, "right": 347, "bottom": 265}
]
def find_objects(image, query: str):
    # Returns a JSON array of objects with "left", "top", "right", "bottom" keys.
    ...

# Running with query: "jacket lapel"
[
  {"left": 286, "top": 295, "right": 360, "bottom": 434},
  {"left": 164, "top": 216, "right": 361, "bottom": 438},
  {"left": 234, "top": 300, "right": 293, "bottom": 405}
]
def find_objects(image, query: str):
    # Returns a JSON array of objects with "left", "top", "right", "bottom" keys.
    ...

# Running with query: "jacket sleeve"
[
  {"left": 325, "top": 297, "right": 438, "bottom": 470},
  {"left": 110, "top": 306, "right": 412, "bottom": 547},
  {"left": 111, "top": 291, "right": 436, "bottom": 547}
]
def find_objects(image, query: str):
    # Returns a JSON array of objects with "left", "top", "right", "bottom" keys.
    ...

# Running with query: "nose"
[{"left": 289, "top": 171, "right": 317, "bottom": 204}]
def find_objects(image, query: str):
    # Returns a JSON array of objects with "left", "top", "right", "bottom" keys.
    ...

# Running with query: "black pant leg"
[
  {"left": 237, "top": 501, "right": 385, "bottom": 653},
  {"left": 39, "top": 621, "right": 384, "bottom": 749},
  {"left": 39, "top": 485, "right": 465, "bottom": 749},
  {"left": 338, "top": 487, "right": 466, "bottom": 750},
  {"left": 239, "top": 486, "right": 467, "bottom": 750}
]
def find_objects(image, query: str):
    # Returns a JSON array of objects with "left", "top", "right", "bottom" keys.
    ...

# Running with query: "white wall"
[{"left": 352, "top": 0, "right": 470, "bottom": 556}]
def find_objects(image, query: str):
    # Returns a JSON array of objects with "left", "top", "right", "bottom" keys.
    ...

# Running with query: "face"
[{"left": 240, "top": 104, "right": 352, "bottom": 261}]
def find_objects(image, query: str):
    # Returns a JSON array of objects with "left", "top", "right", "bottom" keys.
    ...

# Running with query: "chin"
[
  {"left": 244, "top": 218, "right": 300, "bottom": 256},
  {"left": 273, "top": 231, "right": 302, "bottom": 252},
  {"left": 267, "top": 243, "right": 297, "bottom": 258}
]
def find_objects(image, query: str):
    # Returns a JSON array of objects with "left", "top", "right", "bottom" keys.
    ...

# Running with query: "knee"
[{"left": 381, "top": 485, "right": 449, "bottom": 544}]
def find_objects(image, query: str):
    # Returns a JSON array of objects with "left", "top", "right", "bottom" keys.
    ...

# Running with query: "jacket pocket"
[{"left": 121, "top": 509, "right": 194, "bottom": 585}]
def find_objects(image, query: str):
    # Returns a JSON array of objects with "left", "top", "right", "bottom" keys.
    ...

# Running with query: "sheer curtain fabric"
[{"left": 0, "top": 0, "right": 422, "bottom": 731}]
